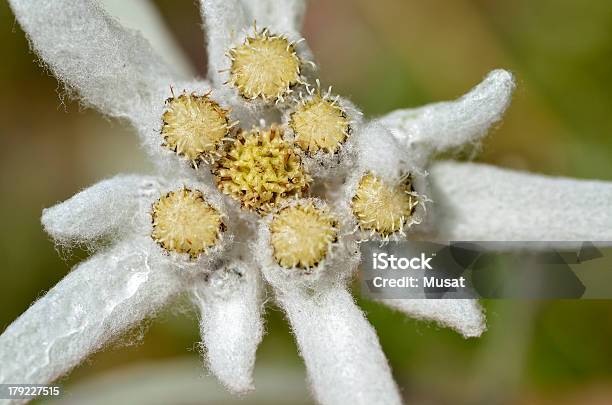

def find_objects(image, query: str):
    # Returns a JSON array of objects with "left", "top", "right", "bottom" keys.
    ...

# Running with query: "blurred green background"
[{"left": 1, "top": 0, "right": 611, "bottom": 404}]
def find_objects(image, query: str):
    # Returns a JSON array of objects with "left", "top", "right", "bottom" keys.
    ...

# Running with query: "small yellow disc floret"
[
  {"left": 214, "top": 127, "right": 311, "bottom": 214},
  {"left": 151, "top": 188, "right": 225, "bottom": 258},
  {"left": 228, "top": 30, "right": 301, "bottom": 101},
  {"left": 270, "top": 202, "right": 338, "bottom": 268},
  {"left": 289, "top": 95, "right": 350, "bottom": 154},
  {"left": 351, "top": 173, "right": 418, "bottom": 237},
  {"left": 161, "top": 93, "right": 231, "bottom": 165}
]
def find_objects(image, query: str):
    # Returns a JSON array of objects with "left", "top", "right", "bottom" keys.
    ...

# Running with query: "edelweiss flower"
[{"left": 2, "top": 1, "right": 612, "bottom": 405}]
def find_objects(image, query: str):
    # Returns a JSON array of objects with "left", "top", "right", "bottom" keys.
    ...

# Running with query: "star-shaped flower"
[{"left": 2, "top": 1, "right": 612, "bottom": 405}]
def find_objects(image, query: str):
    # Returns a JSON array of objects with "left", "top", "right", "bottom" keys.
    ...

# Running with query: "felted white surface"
[
  {"left": 240, "top": 0, "right": 307, "bottom": 33},
  {"left": 0, "top": 238, "right": 184, "bottom": 397},
  {"left": 356, "top": 121, "right": 412, "bottom": 181},
  {"left": 429, "top": 161, "right": 612, "bottom": 241},
  {"left": 42, "top": 175, "right": 160, "bottom": 247},
  {"left": 274, "top": 285, "right": 402, "bottom": 405},
  {"left": 192, "top": 262, "right": 264, "bottom": 394},
  {"left": 200, "top": 0, "right": 248, "bottom": 87},
  {"left": 8, "top": 0, "right": 173, "bottom": 123},
  {"left": 380, "top": 70, "right": 515, "bottom": 163},
  {"left": 100, "top": 0, "right": 195, "bottom": 79},
  {"left": 378, "top": 299, "right": 486, "bottom": 338}
]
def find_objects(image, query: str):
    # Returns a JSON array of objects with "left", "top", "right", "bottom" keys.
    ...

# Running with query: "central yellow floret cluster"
[
  {"left": 228, "top": 30, "right": 301, "bottom": 101},
  {"left": 213, "top": 127, "right": 311, "bottom": 214},
  {"left": 151, "top": 188, "right": 225, "bottom": 258},
  {"left": 351, "top": 173, "right": 418, "bottom": 237},
  {"left": 289, "top": 95, "right": 350, "bottom": 154},
  {"left": 270, "top": 203, "right": 338, "bottom": 268},
  {"left": 161, "top": 93, "right": 230, "bottom": 166}
]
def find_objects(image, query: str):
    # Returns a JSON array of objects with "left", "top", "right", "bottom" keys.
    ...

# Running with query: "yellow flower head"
[
  {"left": 161, "top": 93, "right": 232, "bottom": 166},
  {"left": 270, "top": 202, "right": 338, "bottom": 268},
  {"left": 151, "top": 188, "right": 225, "bottom": 259},
  {"left": 289, "top": 95, "right": 351, "bottom": 155},
  {"left": 351, "top": 173, "right": 418, "bottom": 237},
  {"left": 213, "top": 127, "right": 311, "bottom": 214},
  {"left": 228, "top": 29, "right": 302, "bottom": 102}
]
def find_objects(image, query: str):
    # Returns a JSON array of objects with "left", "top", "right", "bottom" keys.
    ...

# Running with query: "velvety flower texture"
[{"left": 2, "top": 1, "right": 612, "bottom": 405}]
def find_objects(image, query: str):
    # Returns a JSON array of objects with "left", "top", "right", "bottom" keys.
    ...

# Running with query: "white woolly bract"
[
  {"left": 100, "top": 0, "right": 195, "bottom": 79},
  {"left": 378, "top": 299, "right": 486, "bottom": 338},
  {"left": 274, "top": 285, "right": 402, "bottom": 405},
  {"left": 192, "top": 261, "right": 264, "bottom": 394},
  {"left": 200, "top": 0, "right": 249, "bottom": 87},
  {"left": 239, "top": 0, "right": 307, "bottom": 33},
  {"left": 256, "top": 198, "right": 360, "bottom": 291},
  {"left": 429, "top": 161, "right": 612, "bottom": 241},
  {"left": 355, "top": 121, "right": 418, "bottom": 180},
  {"left": 282, "top": 92, "right": 363, "bottom": 179},
  {"left": 42, "top": 175, "right": 162, "bottom": 248},
  {"left": 379, "top": 69, "right": 515, "bottom": 164},
  {"left": 0, "top": 238, "right": 185, "bottom": 391},
  {"left": 8, "top": 0, "right": 173, "bottom": 124}
]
